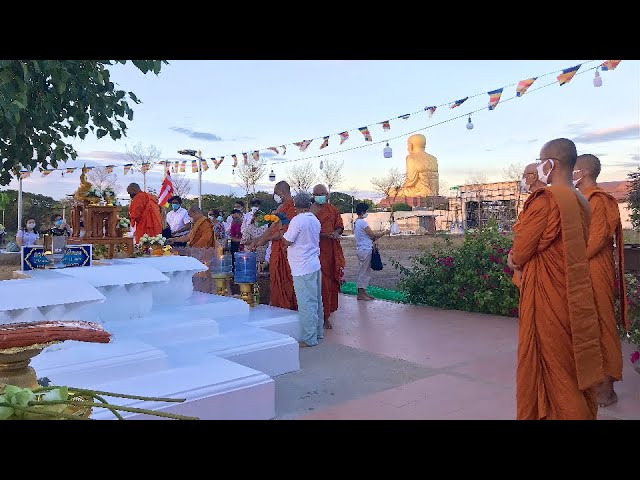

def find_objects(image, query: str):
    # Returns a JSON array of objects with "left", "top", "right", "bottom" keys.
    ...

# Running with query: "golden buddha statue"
[
  {"left": 394, "top": 134, "right": 439, "bottom": 198},
  {"left": 73, "top": 165, "right": 93, "bottom": 202}
]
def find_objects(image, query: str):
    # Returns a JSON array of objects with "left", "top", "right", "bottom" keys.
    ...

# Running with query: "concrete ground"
[{"left": 275, "top": 294, "right": 640, "bottom": 420}]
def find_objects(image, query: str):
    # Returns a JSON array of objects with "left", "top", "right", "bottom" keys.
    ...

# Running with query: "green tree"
[
  {"left": 628, "top": 166, "right": 640, "bottom": 231},
  {"left": 328, "top": 192, "right": 376, "bottom": 214},
  {"left": 0, "top": 60, "right": 167, "bottom": 185},
  {"left": 0, "top": 190, "right": 62, "bottom": 233},
  {"left": 392, "top": 202, "right": 412, "bottom": 212},
  {"left": 0, "top": 191, "right": 9, "bottom": 226}
]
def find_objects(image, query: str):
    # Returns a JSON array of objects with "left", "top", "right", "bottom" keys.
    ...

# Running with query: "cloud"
[
  {"left": 630, "top": 153, "right": 640, "bottom": 162},
  {"left": 231, "top": 136, "right": 256, "bottom": 141},
  {"left": 170, "top": 127, "right": 223, "bottom": 142},
  {"left": 573, "top": 124, "right": 640, "bottom": 144},
  {"left": 565, "top": 122, "right": 590, "bottom": 132},
  {"left": 527, "top": 138, "right": 538, "bottom": 144}
]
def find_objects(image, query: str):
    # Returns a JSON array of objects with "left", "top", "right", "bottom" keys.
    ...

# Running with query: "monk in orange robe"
[
  {"left": 575, "top": 154, "right": 629, "bottom": 407},
  {"left": 310, "top": 184, "right": 345, "bottom": 329},
  {"left": 508, "top": 138, "right": 604, "bottom": 420},
  {"left": 245, "top": 181, "right": 298, "bottom": 310},
  {"left": 168, "top": 206, "right": 215, "bottom": 248},
  {"left": 127, "top": 183, "right": 163, "bottom": 244},
  {"left": 512, "top": 162, "right": 549, "bottom": 289}
]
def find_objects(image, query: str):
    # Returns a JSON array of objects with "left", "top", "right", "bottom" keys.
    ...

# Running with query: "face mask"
[
  {"left": 274, "top": 194, "right": 282, "bottom": 204},
  {"left": 188, "top": 217, "right": 193, "bottom": 223},
  {"left": 27, "top": 222, "right": 36, "bottom": 230},
  {"left": 572, "top": 170, "right": 584, "bottom": 188},
  {"left": 208, "top": 215, "right": 215, "bottom": 221},
  {"left": 217, "top": 216, "right": 223, "bottom": 222},
  {"left": 536, "top": 159, "right": 554, "bottom": 185},
  {"left": 362, "top": 213, "right": 368, "bottom": 219},
  {"left": 314, "top": 195, "right": 327, "bottom": 205},
  {"left": 129, "top": 193, "right": 136, "bottom": 199},
  {"left": 55, "top": 219, "right": 63, "bottom": 226},
  {"left": 171, "top": 203, "right": 180, "bottom": 211},
  {"left": 520, "top": 178, "right": 530, "bottom": 193},
  {"left": 251, "top": 206, "right": 258, "bottom": 212}
]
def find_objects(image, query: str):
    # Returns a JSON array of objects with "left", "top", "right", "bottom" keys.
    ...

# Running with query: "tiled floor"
[{"left": 298, "top": 294, "right": 640, "bottom": 420}]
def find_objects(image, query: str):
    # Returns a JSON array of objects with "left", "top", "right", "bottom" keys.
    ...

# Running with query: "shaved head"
[
  {"left": 575, "top": 154, "right": 601, "bottom": 179},
  {"left": 312, "top": 184, "right": 328, "bottom": 196},
  {"left": 188, "top": 205, "right": 203, "bottom": 215},
  {"left": 523, "top": 163, "right": 538, "bottom": 175},
  {"left": 127, "top": 183, "right": 141, "bottom": 195},
  {"left": 274, "top": 181, "right": 291, "bottom": 195},
  {"left": 540, "top": 138, "right": 578, "bottom": 170}
]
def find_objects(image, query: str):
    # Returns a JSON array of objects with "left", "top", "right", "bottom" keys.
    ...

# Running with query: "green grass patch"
[{"left": 340, "top": 281, "right": 407, "bottom": 303}]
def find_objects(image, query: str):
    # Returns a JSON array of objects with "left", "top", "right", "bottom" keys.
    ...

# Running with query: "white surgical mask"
[
  {"left": 536, "top": 159, "right": 554, "bottom": 185},
  {"left": 251, "top": 206, "right": 258, "bottom": 212},
  {"left": 27, "top": 222, "right": 36, "bottom": 230},
  {"left": 274, "top": 194, "right": 282, "bottom": 204},
  {"left": 188, "top": 217, "right": 193, "bottom": 223},
  {"left": 520, "top": 178, "right": 530, "bottom": 193},
  {"left": 362, "top": 213, "right": 368, "bottom": 219},
  {"left": 572, "top": 169, "right": 584, "bottom": 188},
  {"left": 208, "top": 215, "right": 215, "bottom": 221}
]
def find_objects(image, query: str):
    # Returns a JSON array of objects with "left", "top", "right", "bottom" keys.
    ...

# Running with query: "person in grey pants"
[
  {"left": 353, "top": 202, "right": 389, "bottom": 301},
  {"left": 283, "top": 192, "right": 324, "bottom": 347}
]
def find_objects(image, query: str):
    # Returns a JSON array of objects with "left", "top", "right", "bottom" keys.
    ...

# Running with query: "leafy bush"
[
  {"left": 393, "top": 221, "right": 519, "bottom": 317},
  {"left": 619, "top": 273, "right": 640, "bottom": 348},
  {"left": 391, "top": 202, "right": 412, "bottom": 212}
]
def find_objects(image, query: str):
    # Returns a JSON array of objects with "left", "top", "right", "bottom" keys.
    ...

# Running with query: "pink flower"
[
  {"left": 497, "top": 248, "right": 504, "bottom": 254},
  {"left": 503, "top": 267, "right": 513, "bottom": 275},
  {"left": 631, "top": 351, "right": 640, "bottom": 364}
]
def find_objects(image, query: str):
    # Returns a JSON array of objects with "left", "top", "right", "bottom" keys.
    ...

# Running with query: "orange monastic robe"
[
  {"left": 189, "top": 216, "right": 215, "bottom": 248},
  {"left": 314, "top": 203, "right": 346, "bottom": 320},
  {"left": 129, "top": 191, "right": 163, "bottom": 244},
  {"left": 583, "top": 186, "right": 629, "bottom": 382},
  {"left": 512, "top": 185, "right": 604, "bottom": 420},
  {"left": 270, "top": 199, "right": 298, "bottom": 310}
]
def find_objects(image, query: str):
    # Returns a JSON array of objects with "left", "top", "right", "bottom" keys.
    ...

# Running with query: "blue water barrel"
[
  {"left": 234, "top": 251, "right": 258, "bottom": 283},
  {"left": 211, "top": 252, "right": 233, "bottom": 276}
]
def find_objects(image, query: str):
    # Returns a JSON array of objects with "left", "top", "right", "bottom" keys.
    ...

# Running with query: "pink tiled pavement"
[{"left": 297, "top": 294, "right": 639, "bottom": 420}]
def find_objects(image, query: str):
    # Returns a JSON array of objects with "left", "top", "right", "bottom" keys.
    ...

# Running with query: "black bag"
[{"left": 370, "top": 245, "right": 383, "bottom": 271}]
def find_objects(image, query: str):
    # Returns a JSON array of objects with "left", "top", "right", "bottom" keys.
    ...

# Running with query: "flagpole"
[
  {"left": 17, "top": 175, "right": 23, "bottom": 233},
  {"left": 197, "top": 150, "right": 202, "bottom": 209}
]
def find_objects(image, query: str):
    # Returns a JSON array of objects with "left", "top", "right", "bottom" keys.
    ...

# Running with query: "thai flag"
[{"left": 158, "top": 170, "right": 174, "bottom": 207}]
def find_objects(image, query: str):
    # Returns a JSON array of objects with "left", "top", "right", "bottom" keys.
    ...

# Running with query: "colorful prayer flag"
[
  {"left": 215, "top": 157, "right": 223, "bottom": 170},
  {"left": 339, "top": 132, "right": 349, "bottom": 145},
  {"left": 358, "top": 127, "right": 372, "bottom": 142},
  {"left": 381, "top": 121, "right": 391, "bottom": 131},
  {"left": 398, "top": 114, "right": 411, "bottom": 120},
  {"left": 242, "top": 153, "right": 248, "bottom": 165},
  {"left": 601, "top": 60, "right": 621, "bottom": 71},
  {"left": 104, "top": 165, "right": 114, "bottom": 174},
  {"left": 41, "top": 169, "right": 53, "bottom": 176},
  {"left": 65, "top": 167, "right": 76, "bottom": 174},
  {"left": 124, "top": 164, "right": 133, "bottom": 175},
  {"left": 557, "top": 65, "right": 580, "bottom": 85},
  {"left": 487, "top": 88, "right": 503, "bottom": 110},
  {"left": 232, "top": 154, "right": 238, "bottom": 167},
  {"left": 320, "top": 136, "right": 329, "bottom": 149},
  {"left": 268, "top": 147, "right": 279, "bottom": 154},
  {"left": 450, "top": 97, "right": 468, "bottom": 109},
  {"left": 424, "top": 106, "right": 437, "bottom": 118},
  {"left": 516, "top": 78, "right": 536, "bottom": 97},
  {"left": 280, "top": 145, "right": 287, "bottom": 155},
  {"left": 294, "top": 140, "right": 312, "bottom": 152},
  {"left": 179, "top": 161, "right": 186, "bottom": 173},
  {"left": 252, "top": 151, "right": 260, "bottom": 161},
  {"left": 202, "top": 159, "right": 209, "bottom": 171},
  {"left": 191, "top": 160, "right": 198, "bottom": 173},
  {"left": 141, "top": 163, "right": 151, "bottom": 174},
  {"left": 19, "top": 170, "right": 30, "bottom": 179},
  {"left": 172, "top": 161, "right": 178, "bottom": 173}
]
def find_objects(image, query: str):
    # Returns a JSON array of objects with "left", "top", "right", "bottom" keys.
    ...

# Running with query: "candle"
[
  {"left": 233, "top": 251, "right": 257, "bottom": 283},
  {"left": 211, "top": 252, "right": 233, "bottom": 276}
]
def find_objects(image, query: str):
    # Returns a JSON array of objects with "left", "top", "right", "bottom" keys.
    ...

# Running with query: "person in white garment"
[
  {"left": 164, "top": 196, "right": 191, "bottom": 247},
  {"left": 283, "top": 192, "right": 324, "bottom": 348},
  {"left": 16, "top": 217, "right": 40, "bottom": 248},
  {"left": 353, "top": 202, "right": 389, "bottom": 301}
]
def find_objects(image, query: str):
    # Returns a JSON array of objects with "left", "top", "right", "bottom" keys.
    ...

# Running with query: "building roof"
[{"left": 599, "top": 181, "right": 630, "bottom": 202}]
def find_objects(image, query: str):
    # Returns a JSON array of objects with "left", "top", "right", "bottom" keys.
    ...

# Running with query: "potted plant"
[
  {"left": 102, "top": 187, "right": 116, "bottom": 206},
  {"left": 86, "top": 187, "right": 101, "bottom": 205}
]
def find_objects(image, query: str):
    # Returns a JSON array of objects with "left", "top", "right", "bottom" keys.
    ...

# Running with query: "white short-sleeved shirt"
[
  {"left": 283, "top": 212, "right": 321, "bottom": 277},
  {"left": 354, "top": 218, "right": 373, "bottom": 251},
  {"left": 166, "top": 207, "right": 190, "bottom": 234},
  {"left": 17, "top": 229, "right": 39, "bottom": 247}
]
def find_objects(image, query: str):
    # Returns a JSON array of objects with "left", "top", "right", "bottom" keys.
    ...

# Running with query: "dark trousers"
[{"left": 163, "top": 227, "right": 187, "bottom": 247}]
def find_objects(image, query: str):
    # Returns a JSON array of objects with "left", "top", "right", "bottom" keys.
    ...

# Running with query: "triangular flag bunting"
[
  {"left": 487, "top": 88, "right": 503, "bottom": 110},
  {"left": 339, "top": 132, "right": 349, "bottom": 145},
  {"left": 358, "top": 127, "right": 372, "bottom": 142},
  {"left": 557, "top": 65, "right": 580, "bottom": 85},
  {"left": 424, "top": 106, "right": 437, "bottom": 118},
  {"left": 320, "top": 136, "right": 329, "bottom": 149},
  {"left": 516, "top": 78, "right": 537, "bottom": 97},
  {"left": 601, "top": 60, "right": 621, "bottom": 71},
  {"left": 381, "top": 121, "right": 391, "bottom": 131},
  {"left": 450, "top": 97, "right": 468, "bottom": 109}
]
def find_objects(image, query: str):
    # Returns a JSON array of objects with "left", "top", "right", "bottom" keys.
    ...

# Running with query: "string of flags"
[{"left": 17, "top": 60, "right": 622, "bottom": 180}]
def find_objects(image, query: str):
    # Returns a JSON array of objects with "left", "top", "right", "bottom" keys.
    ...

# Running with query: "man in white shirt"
[
  {"left": 164, "top": 196, "right": 191, "bottom": 247},
  {"left": 283, "top": 192, "right": 323, "bottom": 348}
]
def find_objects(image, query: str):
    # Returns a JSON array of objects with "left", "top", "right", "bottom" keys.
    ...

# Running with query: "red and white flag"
[{"left": 158, "top": 170, "right": 174, "bottom": 207}]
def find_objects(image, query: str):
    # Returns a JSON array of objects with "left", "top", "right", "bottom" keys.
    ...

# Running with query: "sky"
[{"left": 6, "top": 59, "right": 639, "bottom": 202}]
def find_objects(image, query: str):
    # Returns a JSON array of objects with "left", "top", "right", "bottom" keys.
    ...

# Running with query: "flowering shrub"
[
  {"left": 393, "top": 221, "right": 519, "bottom": 317},
  {"left": 139, "top": 234, "right": 166, "bottom": 246},
  {"left": 618, "top": 273, "right": 640, "bottom": 366}
]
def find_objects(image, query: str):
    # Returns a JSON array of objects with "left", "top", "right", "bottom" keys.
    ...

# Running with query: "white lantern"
[
  {"left": 593, "top": 70, "right": 602, "bottom": 87},
  {"left": 268, "top": 170, "right": 276, "bottom": 182},
  {"left": 466, "top": 116, "right": 474, "bottom": 130},
  {"left": 383, "top": 143, "right": 392, "bottom": 158}
]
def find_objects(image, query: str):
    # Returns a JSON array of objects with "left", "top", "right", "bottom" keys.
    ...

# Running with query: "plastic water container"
[
  {"left": 234, "top": 251, "right": 257, "bottom": 283},
  {"left": 211, "top": 252, "right": 233, "bottom": 277}
]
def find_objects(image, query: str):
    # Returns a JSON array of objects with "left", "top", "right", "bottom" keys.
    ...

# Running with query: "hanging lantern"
[
  {"left": 269, "top": 169, "right": 276, "bottom": 182},
  {"left": 383, "top": 143, "right": 392, "bottom": 158},
  {"left": 466, "top": 116, "right": 474, "bottom": 130},
  {"left": 319, "top": 160, "right": 324, "bottom": 170},
  {"left": 593, "top": 70, "right": 602, "bottom": 87}
]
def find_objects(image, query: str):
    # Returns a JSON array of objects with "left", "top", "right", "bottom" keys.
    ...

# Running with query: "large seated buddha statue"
[{"left": 394, "top": 134, "right": 439, "bottom": 198}]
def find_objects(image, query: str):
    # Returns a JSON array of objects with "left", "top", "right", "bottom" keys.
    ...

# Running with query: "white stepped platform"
[
  {"left": 4, "top": 256, "right": 301, "bottom": 419},
  {"left": 0, "top": 274, "right": 105, "bottom": 325}
]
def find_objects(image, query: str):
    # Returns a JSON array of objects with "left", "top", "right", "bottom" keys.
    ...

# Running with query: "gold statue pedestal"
[{"left": 0, "top": 343, "right": 57, "bottom": 389}]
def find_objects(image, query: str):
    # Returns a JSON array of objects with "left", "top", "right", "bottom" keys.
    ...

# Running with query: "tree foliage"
[
  {"left": 171, "top": 174, "right": 192, "bottom": 198},
  {"left": 0, "top": 60, "right": 167, "bottom": 185},
  {"left": 319, "top": 159, "right": 344, "bottom": 196},
  {"left": 0, "top": 189, "right": 61, "bottom": 233},
  {"left": 628, "top": 166, "right": 640, "bottom": 231},
  {"left": 287, "top": 162, "right": 317, "bottom": 194},
  {"left": 235, "top": 158, "right": 266, "bottom": 200},
  {"left": 392, "top": 202, "right": 412, "bottom": 212},
  {"left": 328, "top": 191, "right": 376, "bottom": 214},
  {"left": 371, "top": 168, "right": 405, "bottom": 212}
]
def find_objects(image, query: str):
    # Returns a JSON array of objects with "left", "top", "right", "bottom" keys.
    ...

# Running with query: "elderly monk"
[
  {"left": 512, "top": 163, "right": 548, "bottom": 288},
  {"left": 245, "top": 181, "right": 298, "bottom": 310},
  {"left": 574, "top": 153, "right": 629, "bottom": 407},
  {"left": 127, "top": 183, "right": 163, "bottom": 244},
  {"left": 168, "top": 206, "right": 215, "bottom": 248},
  {"left": 310, "top": 184, "right": 346, "bottom": 329},
  {"left": 508, "top": 138, "right": 604, "bottom": 420}
]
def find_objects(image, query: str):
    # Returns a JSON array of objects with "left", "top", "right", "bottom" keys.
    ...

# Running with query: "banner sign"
[
  {"left": 21, "top": 246, "right": 50, "bottom": 271},
  {"left": 61, "top": 245, "right": 92, "bottom": 267},
  {"left": 21, "top": 245, "right": 92, "bottom": 271}
]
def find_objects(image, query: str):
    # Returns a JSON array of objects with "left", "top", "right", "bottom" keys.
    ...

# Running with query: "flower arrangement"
[
  {"left": 102, "top": 187, "right": 116, "bottom": 205},
  {"left": 139, "top": 234, "right": 166, "bottom": 247},
  {"left": 255, "top": 211, "right": 289, "bottom": 227},
  {"left": 0, "top": 383, "right": 198, "bottom": 420},
  {"left": 86, "top": 187, "right": 101, "bottom": 198},
  {"left": 118, "top": 217, "right": 131, "bottom": 229}
]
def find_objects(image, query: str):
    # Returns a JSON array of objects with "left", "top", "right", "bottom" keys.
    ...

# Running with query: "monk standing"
[
  {"left": 508, "top": 138, "right": 604, "bottom": 420},
  {"left": 127, "top": 183, "right": 163, "bottom": 244},
  {"left": 310, "top": 184, "right": 346, "bottom": 329},
  {"left": 245, "top": 181, "right": 298, "bottom": 310},
  {"left": 574, "top": 154, "right": 629, "bottom": 407}
]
